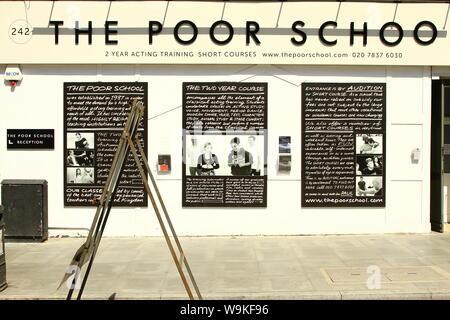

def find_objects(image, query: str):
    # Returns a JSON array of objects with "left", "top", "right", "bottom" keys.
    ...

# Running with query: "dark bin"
[
  {"left": 1, "top": 180, "right": 48, "bottom": 242},
  {"left": 0, "top": 205, "right": 7, "bottom": 292}
]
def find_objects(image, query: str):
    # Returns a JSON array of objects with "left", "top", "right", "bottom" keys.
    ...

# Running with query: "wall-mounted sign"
[
  {"left": 182, "top": 82, "right": 268, "bottom": 207},
  {"left": 301, "top": 83, "right": 386, "bottom": 207},
  {"left": 63, "top": 82, "right": 148, "bottom": 207},
  {"left": 278, "top": 155, "right": 292, "bottom": 174},
  {"left": 7, "top": 129, "right": 54, "bottom": 149},
  {"left": 0, "top": 2, "right": 449, "bottom": 66},
  {"left": 4, "top": 65, "right": 23, "bottom": 86},
  {"left": 279, "top": 136, "right": 291, "bottom": 154},
  {"left": 157, "top": 154, "right": 171, "bottom": 174}
]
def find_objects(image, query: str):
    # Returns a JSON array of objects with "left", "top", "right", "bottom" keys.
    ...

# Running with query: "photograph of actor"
[
  {"left": 357, "top": 176, "right": 366, "bottom": 196},
  {"left": 228, "top": 137, "right": 253, "bottom": 176},
  {"left": 67, "top": 132, "right": 94, "bottom": 150},
  {"left": 187, "top": 137, "right": 201, "bottom": 176},
  {"left": 81, "top": 168, "right": 94, "bottom": 183},
  {"left": 67, "top": 150, "right": 81, "bottom": 166},
  {"left": 373, "top": 156, "right": 381, "bottom": 170},
  {"left": 73, "top": 168, "right": 83, "bottom": 183},
  {"left": 356, "top": 176, "right": 382, "bottom": 197},
  {"left": 75, "top": 132, "right": 90, "bottom": 149},
  {"left": 372, "top": 178, "right": 383, "bottom": 197},
  {"left": 356, "top": 155, "right": 383, "bottom": 176},
  {"left": 66, "top": 150, "right": 94, "bottom": 167},
  {"left": 356, "top": 163, "right": 362, "bottom": 175},
  {"left": 197, "top": 142, "right": 220, "bottom": 176},
  {"left": 67, "top": 167, "right": 94, "bottom": 184},
  {"left": 247, "top": 136, "right": 261, "bottom": 176},
  {"left": 359, "top": 134, "right": 380, "bottom": 154},
  {"left": 361, "top": 157, "right": 382, "bottom": 175}
]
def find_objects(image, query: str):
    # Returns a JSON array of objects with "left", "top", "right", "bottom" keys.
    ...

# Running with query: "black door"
[{"left": 430, "top": 79, "right": 450, "bottom": 232}]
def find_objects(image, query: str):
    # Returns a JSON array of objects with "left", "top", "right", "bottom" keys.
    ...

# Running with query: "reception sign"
[
  {"left": 7, "top": 129, "right": 54, "bottom": 149},
  {"left": 1, "top": 1, "right": 450, "bottom": 65}
]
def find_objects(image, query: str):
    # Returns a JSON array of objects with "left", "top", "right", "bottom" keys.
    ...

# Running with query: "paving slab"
[
  {"left": 384, "top": 266, "right": 449, "bottom": 281},
  {"left": 257, "top": 260, "right": 303, "bottom": 276},
  {"left": 215, "top": 261, "right": 259, "bottom": 274},
  {"left": 335, "top": 248, "right": 383, "bottom": 260},
  {"left": 324, "top": 268, "right": 391, "bottom": 283},
  {"left": 342, "top": 258, "right": 392, "bottom": 267},
  {"left": 255, "top": 248, "right": 296, "bottom": 262},
  {"left": 260, "top": 276, "right": 314, "bottom": 292}
]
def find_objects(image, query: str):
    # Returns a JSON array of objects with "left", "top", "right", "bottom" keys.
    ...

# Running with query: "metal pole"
[
  {"left": 75, "top": 102, "right": 143, "bottom": 299},
  {"left": 127, "top": 136, "right": 195, "bottom": 300},
  {"left": 135, "top": 138, "right": 202, "bottom": 299},
  {"left": 61, "top": 99, "right": 202, "bottom": 300},
  {"left": 61, "top": 100, "right": 141, "bottom": 299}
]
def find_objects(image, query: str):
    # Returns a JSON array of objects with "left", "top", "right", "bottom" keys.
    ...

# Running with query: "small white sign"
[
  {"left": 4, "top": 65, "right": 23, "bottom": 82},
  {"left": 8, "top": 19, "right": 33, "bottom": 44}
]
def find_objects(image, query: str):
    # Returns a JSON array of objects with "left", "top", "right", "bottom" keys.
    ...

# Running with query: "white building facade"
[{"left": 0, "top": 1, "right": 447, "bottom": 236}]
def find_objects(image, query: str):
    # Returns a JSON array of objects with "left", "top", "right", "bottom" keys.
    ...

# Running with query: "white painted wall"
[{"left": 0, "top": 64, "right": 432, "bottom": 236}]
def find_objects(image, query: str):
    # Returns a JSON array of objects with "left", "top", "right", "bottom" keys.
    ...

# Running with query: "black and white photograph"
[
  {"left": 356, "top": 134, "right": 383, "bottom": 154},
  {"left": 66, "top": 149, "right": 95, "bottom": 167},
  {"left": 356, "top": 176, "right": 383, "bottom": 197},
  {"left": 157, "top": 154, "right": 171, "bottom": 174},
  {"left": 356, "top": 155, "right": 383, "bottom": 176},
  {"left": 66, "top": 132, "right": 94, "bottom": 149},
  {"left": 278, "top": 155, "right": 292, "bottom": 173},
  {"left": 279, "top": 136, "right": 291, "bottom": 154},
  {"left": 185, "top": 134, "right": 265, "bottom": 177},
  {"left": 67, "top": 167, "right": 95, "bottom": 184}
]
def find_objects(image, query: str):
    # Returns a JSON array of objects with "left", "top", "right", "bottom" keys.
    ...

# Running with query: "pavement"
[{"left": 2, "top": 233, "right": 450, "bottom": 300}]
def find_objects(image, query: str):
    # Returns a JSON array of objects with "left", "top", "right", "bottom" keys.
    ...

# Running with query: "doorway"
[{"left": 431, "top": 79, "right": 450, "bottom": 232}]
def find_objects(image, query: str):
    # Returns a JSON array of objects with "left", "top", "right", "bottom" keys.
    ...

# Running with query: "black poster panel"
[
  {"left": 182, "top": 82, "right": 268, "bottom": 207},
  {"left": 301, "top": 83, "right": 386, "bottom": 207},
  {"left": 7, "top": 129, "right": 54, "bottom": 149},
  {"left": 63, "top": 82, "right": 148, "bottom": 207}
]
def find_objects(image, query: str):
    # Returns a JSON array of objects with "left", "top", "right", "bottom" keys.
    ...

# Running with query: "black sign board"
[
  {"left": 7, "top": 129, "right": 54, "bottom": 149},
  {"left": 182, "top": 82, "right": 268, "bottom": 207},
  {"left": 301, "top": 83, "right": 386, "bottom": 207},
  {"left": 63, "top": 82, "right": 148, "bottom": 207}
]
